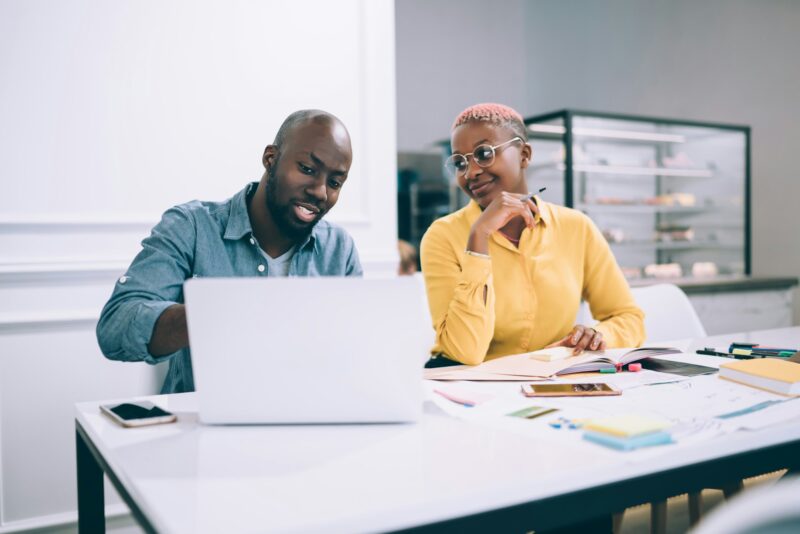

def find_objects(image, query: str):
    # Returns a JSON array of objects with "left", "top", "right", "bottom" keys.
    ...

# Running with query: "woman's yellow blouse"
[{"left": 420, "top": 199, "right": 646, "bottom": 365}]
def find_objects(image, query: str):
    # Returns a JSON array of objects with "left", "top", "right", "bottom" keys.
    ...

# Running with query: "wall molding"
[
  {"left": 0, "top": 260, "right": 130, "bottom": 285},
  {"left": 0, "top": 254, "right": 400, "bottom": 335},
  {"left": 0, "top": 212, "right": 374, "bottom": 233},
  {"left": 0, "top": 216, "right": 159, "bottom": 233},
  {"left": 0, "top": 311, "right": 99, "bottom": 334},
  {"left": 0, "top": 246, "right": 399, "bottom": 285}
]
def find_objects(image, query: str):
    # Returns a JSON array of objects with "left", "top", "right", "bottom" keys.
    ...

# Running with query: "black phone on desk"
[{"left": 100, "top": 401, "right": 177, "bottom": 427}]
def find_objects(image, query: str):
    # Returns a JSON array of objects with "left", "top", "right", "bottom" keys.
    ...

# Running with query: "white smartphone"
[{"left": 100, "top": 401, "right": 177, "bottom": 428}]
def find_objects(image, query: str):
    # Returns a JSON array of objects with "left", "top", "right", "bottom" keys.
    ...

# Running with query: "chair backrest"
[
  {"left": 576, "top": 283, "right": 706, "bottom": 344},
  {"left": 633, "top": 284, "right": 707, "bottom": 343},
  {"left": 691, "top": 475, "right": 800, "bottom": 534}
]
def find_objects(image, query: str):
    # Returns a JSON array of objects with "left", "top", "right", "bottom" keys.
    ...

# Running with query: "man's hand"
[
  {"left": 467, "top": 192, "right": 539, "bottom": 255},
  {"left": 546, "top": 325, "right": 606, "bottom": 355}
]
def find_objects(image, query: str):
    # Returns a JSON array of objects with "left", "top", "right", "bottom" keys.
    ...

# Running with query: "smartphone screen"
[
  {"left": 534, "top": 383, "right": 614, "bottom": 393},
  {"left": 106, "top": 402, "right": 172, "bottom": 421},
  {"left": 521, "top": 382, "right": 620, "bottom": 397}
]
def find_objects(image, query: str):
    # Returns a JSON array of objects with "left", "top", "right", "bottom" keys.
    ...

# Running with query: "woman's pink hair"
[{"left": 451, "top": 103, "right": 527, "bottom": 140}]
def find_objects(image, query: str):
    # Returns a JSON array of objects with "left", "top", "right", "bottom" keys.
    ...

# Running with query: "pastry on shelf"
[
  {"left": 595, "top": 196, "right": 634, "bottom": 205},
  {"left": 602, "top": 228, "right": 626, "bottom": 243},
  {"left": 655, "top": 225, "right": 694, "bottom": 242},
  {"left": 643, "top": 263, "right": 682, "bottom": 279},
  {"left": 661, "top": 152, "right": 696, "bottom": 168},
  {"left": 692, "top": 262, "right": 719, "bottom": 278},
  {"left": 621, "top": 267, "right": 642, "bottom": 280},
  {"left": 644, "top": 192, "right": 696, "bottom": 207}
]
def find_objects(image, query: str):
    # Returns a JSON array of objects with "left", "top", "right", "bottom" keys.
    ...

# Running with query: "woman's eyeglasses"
[{"left": 444, "top": 137, "right": 523, "bottom": 177}]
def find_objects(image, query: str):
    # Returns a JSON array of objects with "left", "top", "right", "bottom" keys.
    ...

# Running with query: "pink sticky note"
[{"left": 433, "top": 387, "right": 494, "bottom": 407}]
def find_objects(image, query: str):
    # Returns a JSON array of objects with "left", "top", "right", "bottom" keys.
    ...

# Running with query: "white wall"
[
  {"left": 0, "top": 0, "right": 397, "bottom": 530},
  {"left": 1, "top": 0, "right": 398, "bottom": 273},
  {"left": 395, "top": 0, "right": 528, "bottom": 152},
  {"left": 521, "top": 0, "right": 800, "bottom": 321}
]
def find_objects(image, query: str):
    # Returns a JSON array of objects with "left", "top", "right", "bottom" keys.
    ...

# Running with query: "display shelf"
[
  {"left": 608, "top": 241, "right": 741, "bottom": 251},
  {"left": 576, "top": 204, "right": 741, "bottom": 214},
  {"left": 525, "top": 110, "right": 750, "bottom": 279}
]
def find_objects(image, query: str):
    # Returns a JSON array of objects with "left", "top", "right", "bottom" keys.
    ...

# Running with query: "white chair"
[
  {"left": 577, "top": 283, "right": 706, "bottom": 342},
  {"left": 631, "top": 283, "right": 707, "bottom": 343},
  {"left": 690, "top": 475, "right": 800, "bottom": 534}
]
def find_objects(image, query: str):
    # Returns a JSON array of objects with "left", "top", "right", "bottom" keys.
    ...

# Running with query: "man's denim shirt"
[{"left": 97, "top": 183, "right": 363, "bottom": 394}]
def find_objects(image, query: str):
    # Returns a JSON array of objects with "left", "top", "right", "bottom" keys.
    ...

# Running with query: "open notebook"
[{"left": 424, "top": 346, "right": 681, "bottom": 381}]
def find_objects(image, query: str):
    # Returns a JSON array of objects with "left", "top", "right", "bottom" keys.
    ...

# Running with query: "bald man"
[{"left": 97, "top": 110, "right": 362, "bottom": 393}]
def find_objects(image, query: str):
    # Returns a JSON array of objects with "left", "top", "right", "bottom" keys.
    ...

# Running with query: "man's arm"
[
  {"left": 97, "top": 206, "right": 196, "bottom": 364},
  {"left": 147, "top": 304, "right": 189, "bottom": 356}
]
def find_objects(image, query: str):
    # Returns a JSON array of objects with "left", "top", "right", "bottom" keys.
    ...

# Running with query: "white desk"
[{"left": 75, "top": 328, "right": 800, "bottom": 533}]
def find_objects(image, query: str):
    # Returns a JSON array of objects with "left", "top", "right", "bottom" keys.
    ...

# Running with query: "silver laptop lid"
[{"left": 184, "top": 276, "right": 430, "bottom": 424}]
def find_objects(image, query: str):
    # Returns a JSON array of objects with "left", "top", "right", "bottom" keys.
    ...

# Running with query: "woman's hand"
[
  {"left": 467, "top": 192, "right": 538, "bottom": 255},
  {"left": 546, "top": 325, "right": 606, "bottom": 355}
]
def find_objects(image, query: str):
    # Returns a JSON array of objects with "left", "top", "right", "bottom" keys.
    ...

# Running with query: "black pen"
[
  {"left": 696, "top": 348, "right": 732, "bottom": 357},
  {"left": 523, "top": 187, "right": 547, "bottom": 201},
  {"left": 695, "top": 348, "right": 752, "bottom": 359}
]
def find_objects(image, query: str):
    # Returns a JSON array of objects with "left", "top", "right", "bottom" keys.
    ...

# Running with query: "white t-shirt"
[{"left": 261, "top": 245, "right": 296, "bottom": 277}]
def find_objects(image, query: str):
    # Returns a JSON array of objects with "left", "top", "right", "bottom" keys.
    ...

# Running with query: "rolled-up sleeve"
[
  {"left": 420, "top": 222, "right": 496, "bottom": 365},
  {"left": 96, "top": 207, "right": 196, "bottom": 364}
]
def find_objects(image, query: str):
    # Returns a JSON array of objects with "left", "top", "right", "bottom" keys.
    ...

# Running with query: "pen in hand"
[{"left": 522, "top": 187, "right": 547, "bottom": 201}]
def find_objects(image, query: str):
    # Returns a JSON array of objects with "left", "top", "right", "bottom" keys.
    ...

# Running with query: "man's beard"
[{"left": 265, "top": 164, "right": 324, "bottom": 242}]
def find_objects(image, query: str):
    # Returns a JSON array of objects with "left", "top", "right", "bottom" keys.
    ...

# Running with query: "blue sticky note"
[{"left": 583, "top": 430, "right": 672, "bottom": 451}]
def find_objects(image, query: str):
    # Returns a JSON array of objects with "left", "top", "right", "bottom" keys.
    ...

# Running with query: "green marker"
[
  {"left": 600, "top": 368, "right": 616, "bottom": 374},
  {"left": 733, "top": 348, "right": 796, "bottom": 358}
]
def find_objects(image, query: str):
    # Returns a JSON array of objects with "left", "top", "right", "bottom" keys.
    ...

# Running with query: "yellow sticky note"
[
  {"left": 528, "top": 346, "right": 575, "bottom": 362},
  {"left": 584, "top": 414, "right": 671, "bottom": 438}
]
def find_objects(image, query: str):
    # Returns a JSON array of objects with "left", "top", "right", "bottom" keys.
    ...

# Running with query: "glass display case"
[{"left": 525, "top": 110, "right": 750, "bottom": 281}]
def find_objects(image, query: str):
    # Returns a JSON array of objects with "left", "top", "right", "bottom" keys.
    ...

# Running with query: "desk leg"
[
  {"left": 76, "top": 427, "right": 105, "bottom": 534},
  {"left": 651, "top": 500, "right": 667, "bottom": 534}
]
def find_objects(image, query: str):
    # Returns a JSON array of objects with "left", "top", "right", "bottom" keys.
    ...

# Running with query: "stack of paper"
[{"left": 582, "top": 414, "right": 673, "bottom": 451}]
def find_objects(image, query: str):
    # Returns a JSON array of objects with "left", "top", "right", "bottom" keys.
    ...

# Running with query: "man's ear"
[
  {"left": 263, "top": 145, "right": 278, "bottom": 170},
  {"left": 520, "top": 143, "right": 533, "bottom": 169}
]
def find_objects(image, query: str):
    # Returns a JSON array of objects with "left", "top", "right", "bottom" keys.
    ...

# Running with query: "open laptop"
[{"left": 183, "top": 276, "right": 430, "bottom": 424}]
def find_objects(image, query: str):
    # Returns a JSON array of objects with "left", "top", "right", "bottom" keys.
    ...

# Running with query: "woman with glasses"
[{"left": 420, "top": 103, "right": 645, "bottom": 366}]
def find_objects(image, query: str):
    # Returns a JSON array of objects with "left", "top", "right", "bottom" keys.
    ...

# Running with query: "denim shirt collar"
[{"left": 223, "top": 182, "right": 317, "bottom": 251}]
